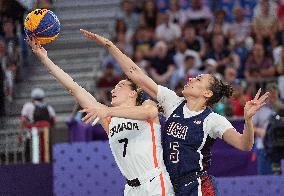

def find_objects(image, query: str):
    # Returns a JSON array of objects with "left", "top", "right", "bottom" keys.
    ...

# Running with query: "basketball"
[{"left": 24, "top": 9, "right": 60, "bottom": 44}]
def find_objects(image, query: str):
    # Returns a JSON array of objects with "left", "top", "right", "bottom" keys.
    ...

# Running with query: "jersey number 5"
[
  {"left": 118, "top": 138, "right": 128, "bottom": 157},
  {"left": 170, "top": 142, "right": 179, "bottom": 163}
]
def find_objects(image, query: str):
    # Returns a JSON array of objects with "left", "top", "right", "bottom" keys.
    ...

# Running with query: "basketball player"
[
  {"left": 80, "top": 30, "right": 269, "bottom": 196},
  {"left": 26, "top": 38, "right": 174, "bottom": 196}
]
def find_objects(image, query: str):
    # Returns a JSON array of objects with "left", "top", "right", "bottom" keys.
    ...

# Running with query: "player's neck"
[
  {"left": 119, "top": 100, "right": 136, "bottom": 107},
  {"left": 185, "top": 97, "right": 206, "bottom": 112}
]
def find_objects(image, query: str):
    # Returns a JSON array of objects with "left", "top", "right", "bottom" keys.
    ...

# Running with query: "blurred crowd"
[
  {"left": 92, "top": 0, "right": 284, "bottom": 175},
  {"left": 0, "top": 0, "right": 52, "bottom": 121},
  {"left": 0, "top": 0, "right": 26, "bottom": 120},
  {"left": 96, "top": 0, "right": 284, "bottom": 117}
]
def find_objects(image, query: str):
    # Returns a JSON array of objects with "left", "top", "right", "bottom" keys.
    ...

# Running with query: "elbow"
[{"left": 240, "top": 144, "right": 253, "bottom": 151}]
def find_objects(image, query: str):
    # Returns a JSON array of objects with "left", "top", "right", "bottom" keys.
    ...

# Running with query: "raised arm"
[
  {"left": 80, "top": 29, "right": 159, "bottom": 100},
  {"left": 81, "top": 100, "right": 159, "bottom": 124},
  {"left": 26, "top": 38, "right": 109, "bottom": 132},
  {"left": 223, "top": 89, "right": 269, "bottom": 151}
]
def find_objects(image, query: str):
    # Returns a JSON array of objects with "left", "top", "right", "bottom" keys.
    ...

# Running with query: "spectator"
[
  {"left": 253, "top": 83, "right": 284, "bottom": 175},
  {"left": 20, "top": 88, "right": 56, "bottom": 129},
  {"left": 228, "top": 6, "right": 251, "bottom": 46},
  {"left": 4, "top": 57, "right": 16, "bottom": 102},
  {"left": 97, "top": 63, "right": 122, "bottom": 88},
  {"left": 223, "top": 66, "right": 237, "bottom": 83},
  {"left": 229, "top": 81, "right": 252, "bottom": 117},
  {"left": 274, "top": 42, "right": 284, "bottom": 74},
  {"left": 140, "top": 0, "right": 158, "bottom": 29},
  {"left": 2, "top": 19, "right": 20, "bottom": 84},
  {"left": 148, "top": 41, "right": 175, "bottom": 86},
  {"left": 207, "top": 9, "right": 230, "bottom": 36},
  {"left": 183, "top": 25, "right": 205, "bottom": 57},
  {"left": 117, "top": 0, "right": 140, "bottom": 37},
  {"left": 252, "top": 0, "right": 277, "bottom": 49},
  {"left": 173, "top": 38, "right": 201, "bottom": 71},
  {"left": 273, "top": 24, "right": 284, "bottom": 65},
  {"left": 3, "top": 19, "right": 19, "bottom": 63},
  {"left": 244, "top": 43, "right": 275, "bottom": 80},
  {"left": 203, "top": 58, "right": 222, "bottom": 79},
  {"left": 170, "top": 53, "right": 200, "bottom": 89},
  {"left": 205, "top": 33, "right": 231, "bottom": 72},
  {"left": 132, "top": 26, "right": 155, "bottom": 57},
  {"left": 167, "top": 0, "right": 183, "bottom": 25},
  {"left": 181, "top": 0, "right": 212, "bottom": 31},
  {"left": 155, "top": 12, "right": 181, "bottom": 44}
]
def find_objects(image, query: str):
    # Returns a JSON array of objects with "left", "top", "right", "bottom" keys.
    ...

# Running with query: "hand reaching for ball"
[{"left": 26, "top": 37, "right": 48, "bottom": 59}]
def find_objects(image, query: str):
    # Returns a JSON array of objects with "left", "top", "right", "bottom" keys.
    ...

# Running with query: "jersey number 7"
[{"left": 118, "top": 138, "right": 128, "bottom": 157}]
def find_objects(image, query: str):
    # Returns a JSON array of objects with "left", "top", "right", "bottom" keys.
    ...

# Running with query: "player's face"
[
  {"left": 111, "top": 80, "right": 135, "bottom": 106},
  {"left": 182, "top": 74, "right": 213, "bottom": 99}
]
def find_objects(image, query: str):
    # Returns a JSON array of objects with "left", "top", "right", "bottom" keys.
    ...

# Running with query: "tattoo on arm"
[
  {"left": 105, "top": 39, "right": 111, "bottom": 48},
  {"left": 129, "top": 66, "right": 137, "bottom": 74}
]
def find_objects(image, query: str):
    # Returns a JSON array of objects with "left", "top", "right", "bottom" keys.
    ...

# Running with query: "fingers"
[
  {"left": 80, "top": 108, "right": 99, "bottom": 124},
  {"left": 81, "top": 112, "right": 98, "bottom": 124},
  {"left": 258, "top": 92, "right": 270, "bottom": 103},
  {"left": 25, "top": 37, "right": 42, "bottom": 50},
  {"left": 253, "top": 88, "right": 261, "bottom": 101},
  {"left": 80, "top": 29, "right": 96, "bottom": 39}
]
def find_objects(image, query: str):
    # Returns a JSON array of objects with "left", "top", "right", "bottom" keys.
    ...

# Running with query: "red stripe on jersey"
[
  {"left": 201, "top": 175, "right": 215, "bottom": 196},
  {"left": 148, "top": 120, "right": 165, "bottom": 196}
]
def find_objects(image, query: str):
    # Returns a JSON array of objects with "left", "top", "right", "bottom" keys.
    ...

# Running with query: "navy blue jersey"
[{"left": 162, "top": 100, "right": 216, "bottom": 183}]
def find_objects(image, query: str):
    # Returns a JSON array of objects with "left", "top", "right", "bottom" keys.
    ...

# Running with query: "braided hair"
[{"left": 206, "top": 75, "right": 233, "bottom": 107}]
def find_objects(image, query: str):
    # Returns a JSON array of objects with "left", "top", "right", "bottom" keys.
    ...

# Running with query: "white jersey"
[{"left": 108, "top": 117, "right": 166, "bottom": 180}]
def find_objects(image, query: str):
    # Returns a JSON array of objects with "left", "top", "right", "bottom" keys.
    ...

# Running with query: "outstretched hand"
[
  {"left": 80, "top": 107, "right": 110, "bottom": 124},
  {"left": 26, "top": 37, "right": 47, "bottom": 58},
  {"left": 80, "top": 29, "right": 112, "bottom": 47},
  {"left": 244, "top": 88, "right": 269, "bottom": 120}
]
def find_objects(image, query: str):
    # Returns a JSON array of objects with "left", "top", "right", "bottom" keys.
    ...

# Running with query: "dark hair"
[
  {"left": 126, "top": 78, "right": 144, "bottom": 106},
  {"left": 206, "top": 75, "right": 233, "bottom": 107}
]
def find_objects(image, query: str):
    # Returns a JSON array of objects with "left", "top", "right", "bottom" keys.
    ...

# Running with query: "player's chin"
[{"left": 111, "top": 99, "right": 119, "bottom": 107}]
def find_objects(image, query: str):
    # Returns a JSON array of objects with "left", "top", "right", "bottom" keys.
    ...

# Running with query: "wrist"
[
  {"left": 105, "top": 39, "right": 113, "bottom": 49},
  {"left": 244, "top": 116, "right": 252, "bottom": 122}
]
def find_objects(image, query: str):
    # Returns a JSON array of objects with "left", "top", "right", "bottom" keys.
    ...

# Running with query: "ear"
[
  {"left": 129, "top": 90, "right": 137, "bottom": 98},
  {"left": 204, "top": 89, "right": 213, "bottom": 98}
]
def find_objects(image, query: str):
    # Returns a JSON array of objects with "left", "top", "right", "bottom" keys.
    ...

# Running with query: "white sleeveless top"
[{"left": 108, "top": 117, "right": 166, "bottom": 180}]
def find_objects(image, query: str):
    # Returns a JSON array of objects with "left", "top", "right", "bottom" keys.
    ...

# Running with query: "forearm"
[
  {"left": 241, "top": 118, "right": 254, "bottom": 151},
  {"left": 107, "top": 42, "right": 143, "bottom": 81},
  {"left": 38, "top": 55, "right": 103, "bottom": 109},
  {"left": 105, "top": 42, "right": 158, "bottom": 98},
  {"left": 109, "top": 105, "right": 158, "bottom": 120}
]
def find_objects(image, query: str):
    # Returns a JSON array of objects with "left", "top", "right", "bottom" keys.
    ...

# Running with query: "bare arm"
[
  {"left": 81, "top": 100, "right": 159, "bottom": 124},
  {"left": 26, "top": 38, "right": 109, "bottom": 132},
  {"left": 80, "top": 29, "right": 159, "bottom": 100},
  {"left": 223, "top": 89, "right": 269, "bottom": 151}
]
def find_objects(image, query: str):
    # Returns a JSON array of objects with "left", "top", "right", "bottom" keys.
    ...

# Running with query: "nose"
[{"left": 111, "top": 89, "right": 115, "bottom": 94}]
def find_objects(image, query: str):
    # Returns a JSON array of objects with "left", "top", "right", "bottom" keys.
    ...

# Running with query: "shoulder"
[{"left": 206, "top": 112, "right": 230, "bottom": 124}]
